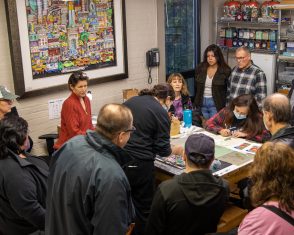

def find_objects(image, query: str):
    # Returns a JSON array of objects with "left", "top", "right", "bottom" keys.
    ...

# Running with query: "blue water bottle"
[{"left": 183, "top": 109, "right": 192, "bottom": 128}]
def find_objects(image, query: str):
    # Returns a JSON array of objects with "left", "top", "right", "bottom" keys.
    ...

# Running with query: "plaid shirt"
[
  {"left": 226, "top": 63, "right": 267, "bottom": 108},
  {"left": 205, "top": 108, "right": 271, "bottom": 143}
]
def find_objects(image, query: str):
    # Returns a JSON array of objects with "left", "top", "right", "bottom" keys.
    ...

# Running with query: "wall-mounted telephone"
[
  {"left": 146, "top": 48, "right": 160, "bottom": 67},
  {"left": 146, "top": 48, "right": 159, "bottom": 84}
]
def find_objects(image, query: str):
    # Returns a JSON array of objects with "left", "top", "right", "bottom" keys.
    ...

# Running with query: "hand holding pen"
[{"left": 219, "top": 123, "right": 231, "bottom": 137}]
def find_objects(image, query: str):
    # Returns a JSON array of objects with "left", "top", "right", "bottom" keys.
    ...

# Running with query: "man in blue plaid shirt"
[{"left": 226, "top": 46, "right": 267, "bottom": 109}]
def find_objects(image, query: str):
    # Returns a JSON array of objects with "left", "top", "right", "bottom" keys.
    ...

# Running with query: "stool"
[{"left": 217, "top": 205, "right": 248, "bottom": 232}]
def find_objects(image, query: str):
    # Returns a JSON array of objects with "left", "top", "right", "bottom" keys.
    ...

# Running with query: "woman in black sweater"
[
  {"left": 0, "top": 116, "right": 48, "bottom": 235},
  {"left": 123, "top": 84, "right": 183, "bottom": 235}
]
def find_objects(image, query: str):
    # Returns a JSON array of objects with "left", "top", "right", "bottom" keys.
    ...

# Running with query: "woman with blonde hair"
[
  {"left": 167, "top": 73, "right": 192, "bottom": 121},
  {"left": 238, "top": 142, "right": 294, "bottom": 234}
]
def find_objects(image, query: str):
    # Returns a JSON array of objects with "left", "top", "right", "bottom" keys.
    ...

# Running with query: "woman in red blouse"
[
  {"left": 205, "top": 94, "right": 270, "bottom": 143},
  {"left": 54, "top": 72, "right": 94, "bottom": 150}
]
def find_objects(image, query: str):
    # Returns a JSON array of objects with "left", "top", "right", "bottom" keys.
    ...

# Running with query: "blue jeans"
[{"left": 201, "top": 97, "right": 217, "bottom": 119}]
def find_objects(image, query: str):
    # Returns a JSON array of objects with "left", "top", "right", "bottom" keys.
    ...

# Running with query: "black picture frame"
[{"left": 4, "top": 0, "right": 128, "bottom": 98}]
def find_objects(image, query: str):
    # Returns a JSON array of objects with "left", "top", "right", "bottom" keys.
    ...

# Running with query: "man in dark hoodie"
[
  {"left": 262, "top": 93, "right": 294, "bottom": 148},
  {"left": 145, "top": 133, "right": 229, "bottom": 235}
]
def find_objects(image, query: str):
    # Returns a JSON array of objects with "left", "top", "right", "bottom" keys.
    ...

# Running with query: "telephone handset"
[
  {"left": 146, "top": 48, "right": 159, "bottom": 84},
  {"left": 146, "top": 48, "right": 160, "bottom": 67}
]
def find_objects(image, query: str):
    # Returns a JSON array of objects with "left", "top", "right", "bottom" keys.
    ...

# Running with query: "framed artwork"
[{"left": 5, "top": 0, "right": 128, "bottom": 98}]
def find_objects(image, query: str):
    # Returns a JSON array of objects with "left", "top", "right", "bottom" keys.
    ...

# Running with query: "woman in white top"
[{"left": 194, "top": 44, "right": 231, "bottom": 121}]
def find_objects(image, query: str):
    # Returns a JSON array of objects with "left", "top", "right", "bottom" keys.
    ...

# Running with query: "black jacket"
[
  {"left": 270, "top": 125, "right": 294, "bottom": 148},
  {"left": 124, "top": 95, "right": 172, "bottom": 160},
  {"left": 145, "top": 170, "right": 229, "bottom": 235},
  {"left": 46, "top": 131, "right": 135, "bottom": 235},
  {"left": 0, "top": 150, "right": 48, "bottom": 235},
  {"left": 194, "top": 65, "right": 231, "bottom": 112}
]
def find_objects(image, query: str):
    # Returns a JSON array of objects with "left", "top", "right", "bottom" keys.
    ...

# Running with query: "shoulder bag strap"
[{"left": 261, "top": 205, "right": 294, "bottom": 226}]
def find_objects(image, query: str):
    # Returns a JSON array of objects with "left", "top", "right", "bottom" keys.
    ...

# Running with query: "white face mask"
[{"left": 233, "top": 110, "right": 247, "bottom": 120}]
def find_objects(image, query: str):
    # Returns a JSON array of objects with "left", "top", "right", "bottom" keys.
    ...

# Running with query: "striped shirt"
[{"left": 226, "top": 63, "right": 267, "bottom": 108}]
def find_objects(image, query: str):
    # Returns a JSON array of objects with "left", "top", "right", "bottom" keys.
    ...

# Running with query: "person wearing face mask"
[
  {"left": 123, "top": 84, "right": 183, "bottom": 235},
  {"left": 205, "top": 94, "right": 270, "bottom": 143},
  {"left": 262, "top": 93, "right": 294, "bottom": 148},
  {"left": 54, "top": 71, "right": 94, "bottom": 150}
]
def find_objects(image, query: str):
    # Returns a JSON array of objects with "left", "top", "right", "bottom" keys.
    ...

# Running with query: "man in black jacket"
[
  {"left": 145, "top": 133, "right": 229, "bottom": 235},
  {"left": 46, "top": 104, "right": 135, "bottom": 235},
  {"left": 262, "top": 93, "right": 294, "bottom": 148}
]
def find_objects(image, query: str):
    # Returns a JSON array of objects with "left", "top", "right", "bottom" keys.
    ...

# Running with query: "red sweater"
[{"left": 54, "top": 92, "right": 94, "bottom": 149}]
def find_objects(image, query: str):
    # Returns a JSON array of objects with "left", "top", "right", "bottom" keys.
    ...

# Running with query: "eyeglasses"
[
  {"left": 236, "top": 56, "right": 247, "bottom": 61},
  {"left": 124, "top": 126, "right": 136, "bottom": 132}
]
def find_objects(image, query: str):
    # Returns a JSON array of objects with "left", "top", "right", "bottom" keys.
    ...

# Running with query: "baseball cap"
[
  {"left": 185, "top": 133, "right": 215, "bottom": 165},
  {"left": 0, "top": 86, "right": 19, "bottom": 101}
]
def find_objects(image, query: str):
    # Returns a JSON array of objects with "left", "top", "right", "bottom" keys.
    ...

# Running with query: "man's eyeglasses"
[
  {"left": 236, "top": 56, "right": 247, "bottom": 61},
  {"left": 124, "top": 126, "right": 136, "bottom": 132}
]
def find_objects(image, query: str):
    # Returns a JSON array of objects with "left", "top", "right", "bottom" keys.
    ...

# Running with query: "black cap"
[{"left": 185, "top": 133, "right": 215, "bottom": 165}]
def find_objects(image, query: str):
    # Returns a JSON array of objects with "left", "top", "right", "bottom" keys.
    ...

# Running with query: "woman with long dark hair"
[
  {"left": 238, "top": 142, "right": 294, "bottom": 234},
  {"left": 205, "top": 94, "right": 270, "bottom": 143},
  {"left": 194, "top": 44, "right": 231, "bottom": 121},
  {"left": 0, "top": 116, "right": 48, "bottom": 234},
  {"left": 123, "top": 83, "right": 183, "bottom": 235}
]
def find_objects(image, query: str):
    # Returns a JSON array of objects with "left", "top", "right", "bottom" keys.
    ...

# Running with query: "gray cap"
[
  {"left": 185, "top": 133, "right": 215, "bottom": 165},
  {"left": 0, "top": 86, "right": 19, "bottom": 100}
]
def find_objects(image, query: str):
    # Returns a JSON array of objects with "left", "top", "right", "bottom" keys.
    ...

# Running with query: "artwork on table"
[
  {"left": 234, "top": 142, "right": 251, "bottom": 150},
  {"left": 5, "top": 0, "right": 128, "bottom": 97}
]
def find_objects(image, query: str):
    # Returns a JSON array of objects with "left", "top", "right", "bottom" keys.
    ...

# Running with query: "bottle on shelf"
[
  {"left": 242, "top": 0, "right": 260, "bottom": 22},
  {"left": 261, "top": 0, "right": 280, "bottom": 22},
  {"left": 224, "top": 0, "right": 241, "bottom": 21}
]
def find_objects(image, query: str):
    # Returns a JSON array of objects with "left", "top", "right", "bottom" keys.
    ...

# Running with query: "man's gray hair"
[{"left": 262, "top": 93, "right": 291, "bottom": 123}]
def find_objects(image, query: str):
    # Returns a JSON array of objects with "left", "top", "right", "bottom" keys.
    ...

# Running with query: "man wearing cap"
[
  {"left": 145, "top": 133, "right": 229, "bottom": 235},
  {"left": 0, "top": 85, "right": 33, "bottom": 152},
  {"left": 0, "top": 85, "right": 19, "bottom": 120}
]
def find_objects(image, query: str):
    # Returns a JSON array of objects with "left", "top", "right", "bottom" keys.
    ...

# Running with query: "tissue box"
[
  {"left": 170, "top": 118, "right": 181, "bottom": 136},
  {"left": 123, "top": 88, "right": 139, "bottom": 102}
]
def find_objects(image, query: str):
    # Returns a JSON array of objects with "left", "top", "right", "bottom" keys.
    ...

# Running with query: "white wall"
[{"left": 0, "top": 0, "right": 159, "bottom": 155}]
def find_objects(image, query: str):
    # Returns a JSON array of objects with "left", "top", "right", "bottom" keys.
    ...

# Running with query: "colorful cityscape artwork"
[{"left": 25, "top": 0, "right": 116, "bottom": 79}]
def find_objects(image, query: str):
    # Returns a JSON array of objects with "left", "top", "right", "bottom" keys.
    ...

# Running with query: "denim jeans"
[{"left": 201, "top": 97, "right": 217, "bottom": 119}]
